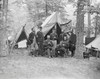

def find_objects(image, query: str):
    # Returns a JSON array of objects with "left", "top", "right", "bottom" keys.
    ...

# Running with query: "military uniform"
[
  {"left": 59, "top": 32, "right": 67, "bottom": 41},
  {"left": 28, "top": 32, "right": 35, "bottom": 45},
  {"left": 61, "top": 39, "right": 69, "bottom": 55},
  {"left": 43, "top": 39, "right": 53, "bottom": 57},
  {"left": 55, "top": 39, "right": 69, "bottom": 57},
  {"left": 50, "top": 32, "right": 58, "bottom": 55},
  {"left": 36, "top": 31, "right": 44, "bottom": 56},
  {"left": 50, "top": 32, "right": 58, "bottom": 47},
  {"left": 27, "top": 31, "right": 36, "bottom": 55}
]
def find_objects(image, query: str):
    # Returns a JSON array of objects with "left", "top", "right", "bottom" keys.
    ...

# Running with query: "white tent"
[
  {"left": 86, "top": 35, "right": 100, "bottom": 50},
  {"left": 35, "top": 12, "right": 70, "bottom": 36},
  {"left": 11, "top": 26, "right": 27, "bottom": 48},
  {"left": 18, "top": 40, "right": 27, "bottom": 48},
  {"left": 41, "top": 12, "right": 65, "bottom": 27},
  {"left": 12, "top": 22, "right": 33, "bottom": 48}
]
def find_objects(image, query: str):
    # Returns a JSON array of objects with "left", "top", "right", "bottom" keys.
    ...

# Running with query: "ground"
[{"left": 0, "top": 50, "right": 100, "bottom": 79}]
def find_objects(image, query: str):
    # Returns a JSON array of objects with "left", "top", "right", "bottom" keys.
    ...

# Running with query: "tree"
[
  {"left": 93, "top": 4, "right": 100, "bottom": 37},
  {"left": 87, "top": 0, "right": 91, "bottom": 37},
  {"left": 75, "top": 0, "right": 85, "bottom": 58},
  {"left": 0, "top": 0, "right": 8, "bottom": 56},
  {"left": 92, "top": 15, "right": 100, "bottom": 35},
  {"left": 26, "top": 0, "right": 67, "bottom": 23},
  {"left": 26, "top": 0, "right": 46, "bottom": 22},
  {"left": 88, "top": 3, "right": 100, "bottom": 37},
  {"left": 67, "top": 0, "right": 85, "bottom": 58}
]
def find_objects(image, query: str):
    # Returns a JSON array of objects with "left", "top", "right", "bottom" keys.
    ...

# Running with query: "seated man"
[
  {"left": 50, "top": 29, "right": 58, "bottom": 54},
  {"left": 55, "top": 36, "right": 69, "bottom": 57},
  {"left": 43, "top": 35, "right": 53, "bottom": 58}
]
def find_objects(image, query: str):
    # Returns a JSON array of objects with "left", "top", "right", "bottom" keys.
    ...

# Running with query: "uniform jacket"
[
  {"left": 50, "top": 33, "right": 58, "bottom": 40},
  {"left": 36, "top": 31, "right": 44, "bottom": 42}
]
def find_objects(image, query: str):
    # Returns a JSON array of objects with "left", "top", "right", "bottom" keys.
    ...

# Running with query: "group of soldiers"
[{"left": 27, "top": 26, "right": 76, "bottom": 58}]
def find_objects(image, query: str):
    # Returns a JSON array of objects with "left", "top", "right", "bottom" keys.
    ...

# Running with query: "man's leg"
[
  {"left": 47, "top": 49, "right": 51, "bottom": 58},
  {"left": 71, "top": 50, "right": 75, "bottom": 57},
  {"left": 52, "top": 40, "right": 57, "bottom": 56},
  {"left": 38, "top": 43, "right": 41, "bottom": 56},
  {"left": 38, "top": 42, "right": 44, "bottom": 56}
]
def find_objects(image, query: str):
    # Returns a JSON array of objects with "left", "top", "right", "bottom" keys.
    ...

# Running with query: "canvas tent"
[
  {"left": 86, "top": 35, "right": 100, "bottom": 50},
  {"left": 12, "top": 12, "right": 70, "bottom": 48},
  {"left": 39, "top": 12, "right": 71, "bottom": 43},
  {"left": 35, "top": 12, "right": 71, "bottom": 39},
  {"left": 13, "top": 26, "right": 27, "bottom": 48},
  {"left": 45, "top": 22, "right": 61, "bottom": 44},
  {"left": 12, "top": 22, "right": 35, "bottom": 48},
  {"left": 85, "top": 37, "right": 95, "bottom": 45}
]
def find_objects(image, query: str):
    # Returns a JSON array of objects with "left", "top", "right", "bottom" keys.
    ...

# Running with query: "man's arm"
[{"left": 56, "top": 33, "right": 58, "bottom": 40}]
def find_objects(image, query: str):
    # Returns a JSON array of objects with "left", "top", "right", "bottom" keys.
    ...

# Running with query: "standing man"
[
  {"left": 69, "top": 31, "right": 76, "bottom": 57},
  {"left": 27, "top": 28, "right": 36, "bottom": 54},
  {"left": 50, "top": 29, "right": 58, "bottom": 54},
  {"left": 36, "top": 27, "right": 44, "bottom": 56}
]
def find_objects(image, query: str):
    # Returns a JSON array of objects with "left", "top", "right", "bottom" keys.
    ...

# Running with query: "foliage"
[
  {"left": 26, "top": 0, "right": 67, "bottom": 23},
  {"left": 7, "top": 10, "right": 14, "bottom": 26}
]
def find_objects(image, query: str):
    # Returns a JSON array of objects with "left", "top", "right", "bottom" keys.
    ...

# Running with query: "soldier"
[
  {"left": 60, "top": 36, "right": 69, "bottom": 56},
  {"left": 59, "top": 30, "right": 66, "bottom": 41},
  {"left": 69, "top": 31, "right": 76, "bottom": 57},
  {"left": 28, "top": 28, "right": 35, "bottom": 45},
  {"left": 50, "top": 29, "right": 58, "bottom": 54},
  {"left": 55, "top": 36, "right": 69, "bottom": 57},
  {"left": 36, "top": 27, "right": 44, "bottom": 56},
  {"left": 27, "top": 28, "right": 36, "bottom": 55},
  {"left": 59, "top": 30, "right": 70, "bottom": 42},
  {"left": 43, "top": 35, "right": 53, "bottom": 58}
]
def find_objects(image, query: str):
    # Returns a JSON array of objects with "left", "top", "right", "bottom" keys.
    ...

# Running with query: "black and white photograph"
[{"left": 0, "top": 0, "right": 100, "bottom": 79}]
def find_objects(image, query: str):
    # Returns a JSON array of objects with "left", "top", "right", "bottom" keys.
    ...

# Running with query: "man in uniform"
[
  {"left": 59, "top": 30, "right": 69, "bottom": 42},
  {"left": 69, "top": 31, "right": 76, "bottom": 57},
  {"left": 36, "top": 27, "right": 44, "bottom": 56},
  {"left": 43, "top": 35, "right": 53, "bottom": 58},
  {"left": 59, "top": 30, "right": 65, "bottom": 41},
  {"left": 50, "top": 29, "right": 58, "bottom": 54},
  {"left": 27, "top": 28, "right": 36, "bottom": 55},
  {"left": 28, "top": 28, "right": 35, "bottom": 45},
  {"left": 55, "top": 36, "right": 69, "bottom": 57}
]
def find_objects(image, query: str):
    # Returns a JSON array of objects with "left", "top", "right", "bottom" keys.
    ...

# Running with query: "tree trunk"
[
  {"left": 87, "top": 0, "right": 91, "bottom": 37},
  {"left": 75, "top": 0, "right": 85, "bottom": 58},
  {"left": 95, "top": 14, "right": 98, "bottom": 37},
  {"left": 45, "top": 0, "right": 48, "bottom": 17},
  {"left": 0, "top": 0, "right": 8, "bottom": 56},
  {"left": 87, "top": 12, "right": 91, "bottom": 37},
  {"left": 0, "top": 29, "right": 8, "bottom": 56}
]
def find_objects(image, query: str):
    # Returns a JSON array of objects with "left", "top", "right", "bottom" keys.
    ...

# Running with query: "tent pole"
[{"left": 55, "top": 12, "right": 57, "bottom": 31}]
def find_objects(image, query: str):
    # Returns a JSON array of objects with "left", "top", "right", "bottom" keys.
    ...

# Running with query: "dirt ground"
[{"left": 0, "top": 50, "right": 100, "bottom": 79}]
